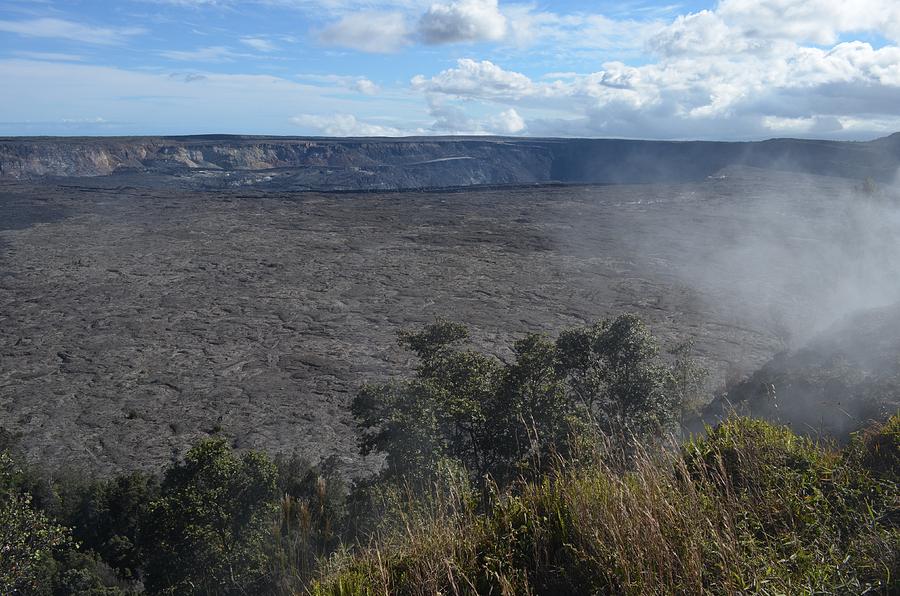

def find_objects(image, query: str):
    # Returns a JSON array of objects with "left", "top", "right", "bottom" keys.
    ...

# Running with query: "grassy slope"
[{"left": 310, "top": 416, "right": 899, "bottom": 596}]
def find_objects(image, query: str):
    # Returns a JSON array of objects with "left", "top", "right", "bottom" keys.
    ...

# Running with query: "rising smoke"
[{"left": 677, "top": 166, "right": 900, "bottom": 349}]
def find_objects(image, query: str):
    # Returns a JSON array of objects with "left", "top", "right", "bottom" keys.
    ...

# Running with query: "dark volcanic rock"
[{"left": 3, "top": 166, "right": 896, "bottom": 475}]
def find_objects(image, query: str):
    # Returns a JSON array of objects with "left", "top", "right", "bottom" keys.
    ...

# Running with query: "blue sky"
[{"left": 1, "top": 0, "right": 899, "bottom": 139}]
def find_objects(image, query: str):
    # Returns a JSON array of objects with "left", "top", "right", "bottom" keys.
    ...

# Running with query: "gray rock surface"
[{"left": 3, "top": 166, "right": 889, "bottom": 476}]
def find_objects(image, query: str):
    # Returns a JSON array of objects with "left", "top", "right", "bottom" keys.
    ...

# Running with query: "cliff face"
[
  {"left": 1, "top": 134, "right": 898, "bottom": 190},
  {"left": 0, "top": 138, "right": 555, "bottom": 190}
]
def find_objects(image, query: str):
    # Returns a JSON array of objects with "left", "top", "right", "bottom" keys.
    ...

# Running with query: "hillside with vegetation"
[{"left": 2, "top": 316, "right": 897, "bottom": 594}]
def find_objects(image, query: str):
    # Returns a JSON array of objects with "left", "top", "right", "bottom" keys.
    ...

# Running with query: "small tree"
[
  {"left": 557, "top": 314, "right": 675, "bottom": 437},
  {"left": 667, "top": 339, "right": 709, "bottom": 431},
  {"left": 354, "top": 315, "right": 698, "bottom": 489},
  {"left": 66, "top": 473, "right": 157, "bottom": 583},
  {"left": 354, "top": 320, "right": 503, "bottom": 486},
  {"left": 492, "top": 333, "right": 574, "bottom": 480},
  {"left": 142, "top": 438, "right": 278, "bottom": 595}
]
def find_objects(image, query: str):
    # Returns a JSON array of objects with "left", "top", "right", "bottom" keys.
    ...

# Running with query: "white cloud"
[
  {"left": 401, "top": 0, "right": 900, "bottom": 139},
  {"left": 5, "top": 0, "right": 900, "bottom": 139},
  {"left": 412, "top": 58, "right": 534, "bottom": 99},
  {"left": 290, "top": 113, "right": 408, "bottom": 136},
  {"left": 426, "top": 99, "right": 525, "bottom": 134},
  {"left": 428, "top": 101, "right": 476, "bottom": 131},
  {"left": 486, "top": 107, "right": 525, "bottom": 134},
  {"left": 12, "top": 51, "right": 84, "bottom": 62},
  {"left": 240, "top": 36, "right": 276, "bottom": 52},
  {"left": 313, "top": 1, "right": 658, "bottom": 55},
  {"left": 318, "top": 12, "right": 410, "bottom": 53},
  {"left": 649, "top": 0, "right": 900, "bottom": 58},
  {"left": 717, "top": 0, "right": 900, "bottom": 45},
  {"left": 418, "top": 0, "right": 506, "bottom": 44},
  {"left": 0, "top": 18, "right": 145, "bottom": 45},
  {"left": 0, "top": 59, "right": 382, "bottom": 135},
  {"left": 649, "top": 10, "right": 760, "bottom": 56},
  {"left": 502, "top": 7, "right": 662, "bottom": 53},
  {"left": 352, "top": 78, "right": 380, "bottom": 95},
  {"left": 411, "top": 35, "right": 900, "bottom": 139},
  {"left": 160, "top": 46, "right": 241, "bottom": 62},
  {"left": 761, "top": 114, "right": 842, "bottom": 134},
  {"left": 296, "top": 73, "right": 380, "bottom": 95}
]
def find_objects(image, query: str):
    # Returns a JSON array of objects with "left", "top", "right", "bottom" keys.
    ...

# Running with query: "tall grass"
[{"left": 307, "top": 416, "right": 899, "bottom": 595}]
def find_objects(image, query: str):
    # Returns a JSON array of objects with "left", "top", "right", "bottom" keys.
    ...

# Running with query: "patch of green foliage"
[
  {"left": 2, "top": 316, "right": 895, "bottom": 595},
  {"left": 0, "top": 452, "right": 73, "bottom": 594},
  {"left": 353, "top": 315, "right": 699, "bottom": 490},
  {"left": 0, "top": 438, "right": 345, "bottom": 595},
  {"left": 311, "top": 415, "right": 900, "bottom": 595},
  {"left": 142, "top": 437, "right": 278, "bottom": 594}
]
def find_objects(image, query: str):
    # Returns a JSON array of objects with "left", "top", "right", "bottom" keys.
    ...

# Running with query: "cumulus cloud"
[
  {"left": 290, "top": 113, "right": 408, "bottom": 136},
  {"left": 418, "top": 0, "right": 506, "bottom": 44},
  {"left": 428, "top": 101, "right": 476, "bottom": 131},
  {"left": 317, "top": 1, "right": 656, "bottom": 54},
  {"left": 717, "top": 0, "right": 900, "bottom": 45},
  {"left": 319, "top": 0, "right": 508, "bottom": 52},
  {"left": 318, "top": 12, "right": 410, "bottom": 53},
  {"left": 649, "top": 10, "right": 763, "bottom": 56},
  {"left": 5, "top": 0, "right": 900, "bottom": 139},
  {"left": 649, "top": 0, "right": 900, "bottom": 59},
  {"left": 412, "top": 58, "right": 534, "bottom": 99},
  {"left": 427, "top": 99, "right": 525, "bottom": 134},
  {"left": 411, "top": 36, "right": 900, "bottom": 139},
  {"left": 352, "top": 78, "right": 380, "bottom": 95},
  {"left": 404, "top": 0, "right": 900, "bottom": 140},
  {"left": 486, "top": 108, "right": 525, "bottom": 134},
  {"left": 0, "top": 18, "right": 145, "bottom": 45}
]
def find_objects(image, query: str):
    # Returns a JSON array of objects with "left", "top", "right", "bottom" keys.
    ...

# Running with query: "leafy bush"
[{"left": 0, "top": 494, "right": 70, "bottom": 594}]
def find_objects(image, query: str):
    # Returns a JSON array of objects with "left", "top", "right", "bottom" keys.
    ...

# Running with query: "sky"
[{"left": 0, "top": 0, "right": 899, "bottom": 140}]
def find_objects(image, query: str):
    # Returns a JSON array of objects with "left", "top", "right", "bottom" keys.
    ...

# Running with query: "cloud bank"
[
  {"left": 0, "top": 0, "right": 898, "bottom": 138},
  {"left": 407, "top": 0, "right": 900, "bottom": 139}
]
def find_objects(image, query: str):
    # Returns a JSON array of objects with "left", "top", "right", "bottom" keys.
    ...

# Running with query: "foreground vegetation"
[
  {"left": 1, "top": 317, "right": 897, "bottom": 594},
  {"left": 312, "top": 416, "right": 899, "bottom": 595}
]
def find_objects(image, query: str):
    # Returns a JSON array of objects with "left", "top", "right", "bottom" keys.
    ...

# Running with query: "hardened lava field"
[{"left": 0, "top": 167, "right": 890, "bottom": 474}]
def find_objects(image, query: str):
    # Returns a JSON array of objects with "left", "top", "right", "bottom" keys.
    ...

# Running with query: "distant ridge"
[{"left": 1, "top": 134, "right": 897, "bottom": 191}]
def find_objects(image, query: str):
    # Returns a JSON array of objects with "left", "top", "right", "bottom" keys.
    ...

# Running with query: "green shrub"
[
  {"left": 354, "top": 316, "right": 689, "bottom": 491},
  {"left": 311, "top": 417, "right": 899, "bottom": 595},
  {"left": 142, "top": 438, "right": 279, "bottom": 595},
  {"left": 0, "top": 451, "right": 73, "bottom": 595}
]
